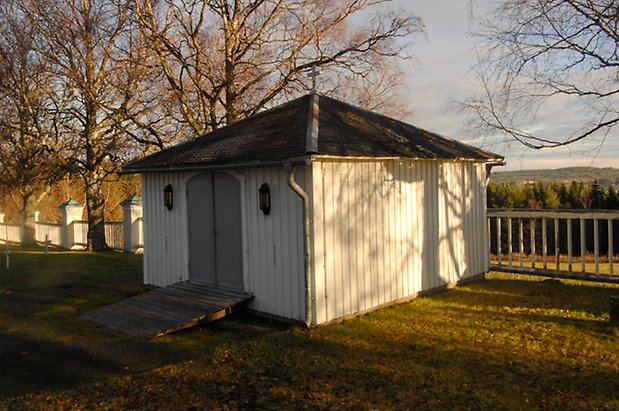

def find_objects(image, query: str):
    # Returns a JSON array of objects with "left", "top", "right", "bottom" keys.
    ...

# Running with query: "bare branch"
[
  {"left": 465, "top": 0, "right": 619, "bottom": 149},
  {"left": 134, "top": 0, "right": 422, "bottom": 133}
]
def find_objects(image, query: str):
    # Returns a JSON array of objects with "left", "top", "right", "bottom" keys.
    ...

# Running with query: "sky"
[{"left": 397, "top": 0, "right": 619, "bottom": 171}]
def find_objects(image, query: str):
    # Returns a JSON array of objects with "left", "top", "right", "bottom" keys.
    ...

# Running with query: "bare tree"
[
  {"left": 131, "top": 0, "right": 422, "bottom": 144},
  {"left": 25, "top": 0, "right": 148, "bottom": 250},
  {"left": 0, "top": 2, "right": 63, "bottom": 245},
  {"left": 464, "top": 0, "right": 619, "bottom": 149},
  {"left": 318, "top": 55, "right": 414, "bottom": 120}
]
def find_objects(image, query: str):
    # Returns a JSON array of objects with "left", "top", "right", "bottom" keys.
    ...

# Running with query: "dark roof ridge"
[
  {"left": 317, "top": 93, "right": 503, "bottom": 160},
  {"left": 196, "top": 93, "right": 310, "bottom": 141},
  {"left": 318, "top": 94, "right": 456, "bottom": 146},
  {"left": 305, "top": 93, "right": 320, "bottom": 153},
  {"left": 122, "top": 92, "right": 503, "bottom": 173},
  {"left": 122, "top": 94, "right": 312, "bottom": 170}
]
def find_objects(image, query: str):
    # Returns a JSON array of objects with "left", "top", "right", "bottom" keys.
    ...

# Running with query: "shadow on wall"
[
  {"left": 318, "top": 159, "right": 485, "bottom": 320},
  {"left": 324, "top": 160, "right": 423, "bottom": 317},
  {"left": 433, "top": 162, "right": 482, "bottom": 287}
]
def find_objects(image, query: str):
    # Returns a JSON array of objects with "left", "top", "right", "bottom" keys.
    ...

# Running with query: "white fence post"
[
  {"left": 19, "top": 212, "right": 24, "bottom": 244},
  {"left": 34, "top": 211, "right": 40, "bottom": 242},
  {"left": 0, "top": 211, "right": 4, "bottom": 244},
  {"left": 122, "top": 196, "right": 142, "bottom": 252},
  {"left": 60, "top": 200, "right": 84, "bottom": 249}
]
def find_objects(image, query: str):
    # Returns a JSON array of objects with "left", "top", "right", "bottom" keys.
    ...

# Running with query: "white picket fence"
[
  {"left": 71, "top": 221, "right": 88, "bottom": 247},
  {"left": 0, "top": 223, "right": 21, "bottom": 244},
  {"left": 0, "top": 197, "right": 143, "bottom": 252},
  {"left": 35, "top": 222, "right": 62, "bottom": 246},
  {"left": 104, "top": 222, "right": 124, "bottom": 250},
  {"left": 1, "top": 220, "right": 142, "bottom": 251}
]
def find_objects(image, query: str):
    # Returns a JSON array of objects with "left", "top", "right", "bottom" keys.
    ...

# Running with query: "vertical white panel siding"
[
  {"left": 312, "top": 159, "right": 488, "bottom": 324},
  {"left": 142, "top": 172, "right": 194, "bottom": 287},
  {"left": 422, "top": 160, "right": 438, "bottom": 291},
  {"left": 438, "top": 162, "right": 465, "bottom": 284},
  {"left": 428, "top": 161, "right": 488, "bottom": 287},
  {"left": 140, "top": 160, "right": 488, "bottom": 325},
  {"left": 460, "top": 161, "right": 489, "bottom": 277},
  {"left": 243, "top": 166, "right": 307, "bottom": 322},
  {"left": 479, "top": 163, "right": 491, "bottom": 271},
  {"left": 143, "top": 167, "right": 306, "bottom": 322},
  {"left": 312, "top": 159, "right": 421, "bottom": 324}
]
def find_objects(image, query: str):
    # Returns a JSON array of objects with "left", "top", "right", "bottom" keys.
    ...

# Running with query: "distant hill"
[{"left": 491, "top": 167, "right": 619, "bottom": 187}]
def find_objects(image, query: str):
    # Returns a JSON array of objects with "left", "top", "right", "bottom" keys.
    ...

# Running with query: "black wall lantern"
[
  {"left": 259, "top": 183, "right": 271, "bottom": 215},
  {"left": 163, "top": 184, "right": 173, "bottom": 211}
]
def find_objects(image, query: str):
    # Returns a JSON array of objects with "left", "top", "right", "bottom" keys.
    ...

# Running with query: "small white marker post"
[{"left": 3, "top": 224, "right": 8, "bottom": 270}]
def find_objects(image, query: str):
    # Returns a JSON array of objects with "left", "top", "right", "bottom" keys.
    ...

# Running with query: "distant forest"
[
  {"left": 489, "top": 167, "right": 619, "bottom": 210},
  {"left": 491, "top": 167, "right": 619, "bottom": 188},
  {"left": 487, "top": 180, "right": 619, "bottom": 210}
]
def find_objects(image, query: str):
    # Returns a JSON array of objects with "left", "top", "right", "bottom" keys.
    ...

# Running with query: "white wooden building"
[{"left": 123, "top": 93, "right": 503, "bottom": 326}]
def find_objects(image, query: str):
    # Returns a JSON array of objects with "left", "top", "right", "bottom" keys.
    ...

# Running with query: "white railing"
[
  {"left": 34, "top": 220, "right": 137, "bottom": 250},
  {"left": 0, "top": 196, "right": 142, "bottom": 252},
  {"left": 71, "top": 220, "right": 89, "bottom": 246},
  {"left": 35, "top": 222, "right": 62, "bottom": 246},
  {"left": 104, "top": 222, "right": 124, "bottom": 250},
  {"left": 488, "top": 209, "right": 619, "bottom": 280},
  {"left": 0, "top": 223, "right": 21, "bottom": 244}
]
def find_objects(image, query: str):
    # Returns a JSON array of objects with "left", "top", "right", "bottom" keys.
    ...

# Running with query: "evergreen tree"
[
  {"left": 533, "top": 182, "right": 544, "bottom": 202},
  {"left": 543, "top": 184, "right": 561, "bottom": 209},
  {"left": 579, "top": 181, "right": 591, "bottom": 208},
  {"left": 608, "top": 185, "right": 619, "bottom": 209},
  {"left": 568, "top": 181, "right": 584, "bottom": 209},
  {"left": 589, "top": 180, "right": 606, "bottom": 209},
  {"left": 487, "top": 182, "right": 497, "bottom": 208},
  {"left": 521, "top": 184, "right": 535, "bottom": 207},
  {"left": 557, "top": 182, "right": 568, "bottom": 207},
  {"left": 487, "top": 182, "right": 524, "bottom": 208}
]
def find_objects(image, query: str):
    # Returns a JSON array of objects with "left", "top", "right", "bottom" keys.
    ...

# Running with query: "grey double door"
[{"left": 187, "top": 172, "right": 244, "bottom": 290}]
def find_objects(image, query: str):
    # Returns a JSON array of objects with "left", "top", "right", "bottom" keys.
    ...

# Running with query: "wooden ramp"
[{"left": 80, "top": 282, "right": 254, "bottom": 339}]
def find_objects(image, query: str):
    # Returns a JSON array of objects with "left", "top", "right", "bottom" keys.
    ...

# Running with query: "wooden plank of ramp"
[{"left": 80, "top": 282, "right": 254, "bottom": 339}]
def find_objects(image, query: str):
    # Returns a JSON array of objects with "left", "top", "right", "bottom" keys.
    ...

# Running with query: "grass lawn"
[
  {"left": 1, "top": 246, "right": 619, "bottom": 409},
  {"left": 491, "top": 254, "right": 618, "bottom": 276}
]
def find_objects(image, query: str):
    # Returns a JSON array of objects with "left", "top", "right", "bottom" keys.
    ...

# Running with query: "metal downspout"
[{"left": 287, "top": 164, "right": 313, "bottom": 327}]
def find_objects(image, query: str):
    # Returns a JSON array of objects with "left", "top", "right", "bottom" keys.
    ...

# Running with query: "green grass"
[
  {"left": 1, "top": 246, "right": 619, "bottom": 409},
  {"left": 491, "top": 255, "right": 617, "bottom": 276}
]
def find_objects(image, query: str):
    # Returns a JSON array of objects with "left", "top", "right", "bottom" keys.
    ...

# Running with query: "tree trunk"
[
  {"left": 21, "top": 193, "right": 37, "bottom": 246},
  {"left": 223, "top": 3, "right": 239, "bottom": 125},
  {"left": 85, "top": 171, "right": 107, "bottom": 251}
]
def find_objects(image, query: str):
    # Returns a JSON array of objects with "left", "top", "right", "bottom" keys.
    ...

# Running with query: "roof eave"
[
  {"left": 120, "top": 156, "right": 313, "bottom": 174},
  {"left": 312, "top": 154, "right": 505, "bottom": 163},
  {"left": 486, "top": 158, "right": 506, "bottom": 166}
]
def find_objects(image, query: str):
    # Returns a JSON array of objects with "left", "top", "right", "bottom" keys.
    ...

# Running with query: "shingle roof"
[{"left": 123, "top": 93, "right": 503, "bottom": 173}]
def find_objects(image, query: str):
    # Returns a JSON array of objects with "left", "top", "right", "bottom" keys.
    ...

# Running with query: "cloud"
[{"left": 397, "top": 0, "right": 619, "bottom": 170}]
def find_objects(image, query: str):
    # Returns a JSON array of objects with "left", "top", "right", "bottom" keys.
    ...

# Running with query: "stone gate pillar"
[
  {"left": 122, "top": 196, "right": 143, "bottom": 252},
  {"left": 60, "top": 200, "right": 84, "bottom": 249}
]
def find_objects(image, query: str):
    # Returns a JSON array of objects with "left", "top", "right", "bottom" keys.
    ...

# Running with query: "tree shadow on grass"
[
  {"left": 438, "top": 278, "right": 619, "bottom": 318},
  {"left": 13, "top": 322, "right": 615, "bottom": 410},
  {"left": 193, "top": 322, "right": 619, "bottom": 409},
  {"left": 0, "top": 319, "right": 281, "bottom": 401},
  {"left": 0, "top": 294, "right": 280, "bottom": 401},
  {"left": 0, "top": 332, "right": 124, "bottom": 396}
]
